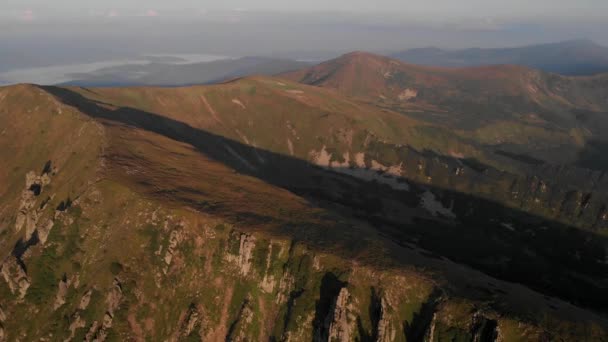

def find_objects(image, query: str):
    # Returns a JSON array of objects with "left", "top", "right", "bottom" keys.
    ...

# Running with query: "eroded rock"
[
  {"left": 327, "top": 288, "right": 355, "bottom": 342},
  {"left": 66, "top": 314, "right": 86, "bottom": 342},
  {"left": 15, "top": 171, "right": 52, "bottom": 240},
  {"left": 54, "top": 275, "right": 71, "bottom": 310},
  {"left": 180, "top": 304, "right": 201, "bottom": 339},
  {"left": 376, "top": 297, "right": 396, "bottom": 342},
  {"left": 0, "top": 256, "right": 30, "bottom": 299},
  {"left": 79, "top": 289, "right": 93, "bottom": 310},
  {"left": 38, "top": 219, "right": 55, "bottom": 245},
  {"left": 163, "top": 229, "right": 184, "bottom": 273},
  {"left": 235, "top": 234, "right": 256, "bottom": 276},
  {"left": 85, "top": 279, "right": 123, "bottom": 342}
]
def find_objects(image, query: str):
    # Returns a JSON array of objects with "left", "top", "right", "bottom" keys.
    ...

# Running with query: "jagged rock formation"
[
  {"left": 15, "top": 171, "right": 51, "bottom": 239},
  {"left": 375, "top": 297, "right": 395, "bottom": 342},
  {"left": 163, "top": 228, "right": 184, "bottom": 274},
  {"left": 227, "top": 295, "right": 255, "bottom": 341},
  {"left": 0, "top": 256, "right": 30, "bottom": 299},
  {"left": 53, "top": 274, "right": 71, "bottom": 310},
  {"left": 85, "top": 278, "right": 123, "bottom": 342},
  {"left": 178, "top": 303, "right": 202, "bottom": 340},
  {"left": 326, "top": 288, "right": 355, "bottom": 342},
  {"left": 226, "top": 233, "right": 257, "bottom": 276},
  {"left": 65, "top": 290, "right": 94, "bottom": 341}
]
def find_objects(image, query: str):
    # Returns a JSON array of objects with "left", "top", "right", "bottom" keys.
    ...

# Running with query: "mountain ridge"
[
  {"left": 390, "top": 40, "right": 608, "bottom": 76},
  {"left": 1, "top": 71, "right": 607, "bottom": 340}
]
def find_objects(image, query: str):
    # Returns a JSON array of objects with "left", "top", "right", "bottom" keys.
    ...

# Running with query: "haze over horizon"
[{"left": 1, "top": 1, "right": 607, "bottom": 83}]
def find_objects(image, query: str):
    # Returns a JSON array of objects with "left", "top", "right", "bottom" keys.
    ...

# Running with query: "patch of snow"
[
  {"left": 420, "top": 191, "right": 455, "bottom": 218},
  {"left": 501, "top": 223, "right": 516, "bottom": 231}
]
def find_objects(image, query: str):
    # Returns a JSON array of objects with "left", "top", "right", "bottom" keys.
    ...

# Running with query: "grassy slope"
[
  {"left": 0, "top": 83, "right": 606, "bottom": 341},
  {"left": 281, "top": 52, "right": 608, "bottom": 165}
]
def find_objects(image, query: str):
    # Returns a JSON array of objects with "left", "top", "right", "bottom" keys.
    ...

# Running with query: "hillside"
[
  {"left": 281, "top": 52, "right": 608, "bottom": 168},
  {"left": 0, "top": 80, "right": 607, "bottom": 341},
  {"left": 391, "top": 40, "right": 608, "bottom": 76}
]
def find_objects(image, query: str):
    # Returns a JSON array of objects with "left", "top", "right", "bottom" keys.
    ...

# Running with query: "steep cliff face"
[{"left": 4, "top": 183, "right": 597, "bottom": 341}]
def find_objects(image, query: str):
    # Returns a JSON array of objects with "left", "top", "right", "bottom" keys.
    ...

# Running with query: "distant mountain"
[
  {"left": 391, "top": 40, "right": 608, "bottom": 76},
  {"left": 62, "top": 56, "right": 311, "bottom": 87},
  {"left": 282, "top": 51, "right": 608, "bottom": 170}
]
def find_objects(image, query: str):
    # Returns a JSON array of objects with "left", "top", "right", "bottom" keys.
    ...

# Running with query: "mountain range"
[
  {"left": 62, "top": 56, "right": 312, "bottom": 87},
  {"left": 0, "top": 51, "right": 607, "bottom": 341},
  {"left": 391, "top": 40, "right": 608, "bottom": 76}
]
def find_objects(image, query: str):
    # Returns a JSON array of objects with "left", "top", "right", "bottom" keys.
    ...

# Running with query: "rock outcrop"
[
  {"left": 327, "top": 288, "right": 355, "bottom": 342},
  {"left": 226, "top": 234, "right": 257, "bottom": 276},
  {"left": 53, "top": 275, "right": 71, "bottom": 310},
  {"left": 0, "top": 256, "right": 30, "bottom": 299},
  {"left": 227, "top": 296, "right": 254, "bottom": 341},
  {"left": 376, "top": 297, "right": 396, "bottom": 342},
  {"left": 85, "top": 278, "right": 123, "bottom": 342},
  {"left": 163, "top": 229, "right": 184, "bottom": 274},
  {"left": 180, "top": 304, "right": 202, "bottom": 339},
  {"left": 15, "top": 171, "right": 52, "bottom": 240}
]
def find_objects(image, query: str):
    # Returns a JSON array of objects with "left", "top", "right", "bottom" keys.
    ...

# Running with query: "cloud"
[
  {"left": 145, "top": 9, "right": 159, "bottom": 17},
  {"left": 20, "top": 9, "right": 35, "bottom": 21}
]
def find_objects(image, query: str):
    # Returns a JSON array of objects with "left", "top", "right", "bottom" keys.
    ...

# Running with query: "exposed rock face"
[
  {"left": 106, "top": 278, "right": 123, "bottom": 315},
  {"left": 180, "top": 304, "right": 201, "bottom": 339},
  {"left": 163, "top": 229, "right": 184, "bottom": 274},
  {"left": 0, "top": 256, "right": 30, "bottom": 299},
  {"left": 427, "top": 313, "right": 438, "bottom": 342},
  {"left": 227, "top": 296, "right": 254, "bottom": 342},
  {"left": 327, "top": 288, "right": 355, "bottom": 342},
  {"left": 85, "top": 279, "right": 123, "bottom": 342},
  {"left": 66, "top": 314, "right": 86, "bottom": 342},
  {"left": 37, "top": 219, "right": 55, "bottom": 245},
  {"left": 79, "top": 289, "right": 93, "bottom": 310},
  {"left": 64, "top": 290, "right": 94, "bottom": 341},
  {"left": 54, "top": 275, "right": 71, "bottom": 310},
  {"left": 15, "top": 171, "right": 52, "bottom": 240},
  {"left": 260, "top": 243, "right": 279, "bottom": 293},
  {"left": 376, "top": 297, "right": 395, "bottom": 342},
  {"left": 237, "top": 234, "right": 256, "bottom": 276}
]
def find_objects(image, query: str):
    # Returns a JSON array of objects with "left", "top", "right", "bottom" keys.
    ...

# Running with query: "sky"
[
  {"left": 1, "top": 0, "right": 606, "bottom": 19},
  {"left": 1, "top": 0, "right": 607, "bottom": 81}
]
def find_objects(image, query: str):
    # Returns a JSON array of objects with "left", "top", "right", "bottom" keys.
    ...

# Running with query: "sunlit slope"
[
  {"left": 0, "top": 83, "right": 606, "bottom": 341},
  {"left": 282, "top": 52, "right": 608, "bottom": 165}
]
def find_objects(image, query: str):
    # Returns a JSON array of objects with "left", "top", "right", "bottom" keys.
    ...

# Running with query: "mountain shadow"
[{"left": 43, "top": 86, "right": 608, "bottom": 315}]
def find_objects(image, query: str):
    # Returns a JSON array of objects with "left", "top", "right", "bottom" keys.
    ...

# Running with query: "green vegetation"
[
  {"left": 26, "top": 246, "right": 59, "bottom": 305},
  {"left": 0, "top": 70, "right": 607, "bottom": 341},
  {"left": 110, "top": 261, "right": 124, "bottom": 275}
]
